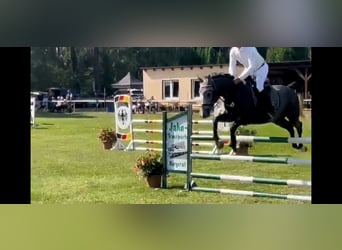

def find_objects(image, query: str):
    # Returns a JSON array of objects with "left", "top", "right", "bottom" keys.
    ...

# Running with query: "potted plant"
[
  {"left": 133, "top": 151, "right": 163, "bottom": 188},
  {"left": 98, "top": 128, "right": 117, "bottom": 150},
  {"left": 236, "top": 127, "right": 257, "bottom": 155}
]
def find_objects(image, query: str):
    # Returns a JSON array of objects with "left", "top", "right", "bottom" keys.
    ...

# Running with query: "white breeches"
[{"left": 254, "top": 63, "right": 269, "bottom": 92}]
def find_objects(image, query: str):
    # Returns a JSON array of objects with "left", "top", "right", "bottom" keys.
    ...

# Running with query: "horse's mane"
[
  {"left": 206, "top": 73, "right": 236, "bottom": 92},
  {"left": 207, "top": 72, "right": 234, "bottom": 80}
]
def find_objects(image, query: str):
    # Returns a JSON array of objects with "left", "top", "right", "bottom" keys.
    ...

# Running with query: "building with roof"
[{"left": 140, "top": 60, "right": 311, "bottom": 105}]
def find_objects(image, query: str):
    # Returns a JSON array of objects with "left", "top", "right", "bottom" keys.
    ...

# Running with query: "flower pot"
[
  {"left": 145, "top": 175, "right": 162, "bottom": 188},
  {"left": 102, "top": 141, "right": 113, "bottom": 150}
]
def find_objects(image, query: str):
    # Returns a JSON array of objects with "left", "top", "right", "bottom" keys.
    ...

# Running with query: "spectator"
[
  {"left": 56, "top": 96, "right": 64, "bottom": 112},
  {"left": 146, "top": 96, "right": 156, "bottom": 113},
  {"left": 43, "top": 95, "right": 49, "bottom": 111},
  {"left": 66, "top": 89, "right": 73, "bottom": 100},
  {"left": 65, "top": 89, "right": 73, "bottom": 113}
]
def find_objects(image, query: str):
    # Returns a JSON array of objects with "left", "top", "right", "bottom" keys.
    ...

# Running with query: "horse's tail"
[{"left": 297, "top": 93, "right": 305, "bottom": 118}]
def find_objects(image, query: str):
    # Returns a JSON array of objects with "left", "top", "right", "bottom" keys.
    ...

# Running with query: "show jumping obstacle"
[
  {"left": 114, "top": 95, "right": 311, "bottom": 202},
  {"left": 185, "top": 105, "right": 311, "bottom": 202},
  {"left": 114, "top": 95, "right": 311, "bottom": 155},
  {"left": 114, "top": 95, "right": 223, "bottom": 154},
  {"left": 159, "top": 104, "right": 311, "bottom": 202}
]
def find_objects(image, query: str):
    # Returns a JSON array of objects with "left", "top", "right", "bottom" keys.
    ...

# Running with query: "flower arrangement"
[
  {"left": 133, "top": 151, "right": 163, "bottom": 179},
  {"left": 98, "top": 128, "right": 117, "bottom": 144}
]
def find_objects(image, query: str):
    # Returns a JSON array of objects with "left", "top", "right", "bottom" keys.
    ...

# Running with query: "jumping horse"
[{"left": 199, "top": 73, "right": 305, "bottom": 153}]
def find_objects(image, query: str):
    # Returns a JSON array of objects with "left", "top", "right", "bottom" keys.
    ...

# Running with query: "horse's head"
[
  {"left": 199, "top": 73, "right": 235, "bottom": 118},
  {"left": 199, "top": 75, "right": 218, "bottom": 118}
]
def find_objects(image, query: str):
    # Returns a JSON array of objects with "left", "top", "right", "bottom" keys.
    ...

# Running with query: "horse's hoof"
[
  {"left": 300, "top": 146, "right": 308, "bottom": 152},
  {"left": 216, "top": 141, "right": 224, "bottom": 149},
  {"left": 229, "top": 150, "right": 236, "bottom": 155}
]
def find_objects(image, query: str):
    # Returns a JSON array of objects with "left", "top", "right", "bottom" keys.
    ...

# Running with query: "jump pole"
[
  {"left": 190, "top": 173, "right": 311, "bottom": 187},
  {"left": 190, "top": 153, "right": 311, "bottom": 165},
  {"left": 191, "top": 135, "right": 311, "bottom": 144},
  {"left": 191, "top": 187, "right": 311, "bottom": 202}
]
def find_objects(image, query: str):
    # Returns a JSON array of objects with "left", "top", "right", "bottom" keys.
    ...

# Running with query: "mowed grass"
[{"left": 31, "top": 110, "right": 311, "bottom": 204}]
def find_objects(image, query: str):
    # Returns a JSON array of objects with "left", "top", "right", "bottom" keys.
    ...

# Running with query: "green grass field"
[{"left": 31, "top": 110, "right": 311, "bottom": 204}]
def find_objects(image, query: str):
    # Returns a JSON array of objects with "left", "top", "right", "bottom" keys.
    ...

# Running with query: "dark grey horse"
[{"left": 199, "top": 73, "right": 305, "bottom": 153}]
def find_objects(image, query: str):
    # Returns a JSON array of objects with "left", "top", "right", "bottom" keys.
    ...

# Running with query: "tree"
[
  {"left": 256, "top": 47, "right": 268, "bottom": 59},
  {"left": 31, "top": 47, "right": 72, "bottom": 91},
  {"left": 266, "top": 47, "right": 310, "bottom": 62},
  {"left": 93, "top": 47, "right": 101, "bottom": 95},
  {"left": 70, "top": 47, "right": 80, "bottom": 94}
]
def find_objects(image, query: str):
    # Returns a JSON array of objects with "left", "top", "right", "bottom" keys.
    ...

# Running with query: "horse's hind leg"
[
  {"left": 273, "top": 117, "right": 300, "bottom": 150},
  {"left": 293, "top": 119, "right": 304, "bottom": 150},
  {"left": 286, "top": 106, "right": 304, "bottom": 150}
]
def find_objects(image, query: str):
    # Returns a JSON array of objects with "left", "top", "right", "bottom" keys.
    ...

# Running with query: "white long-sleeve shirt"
[{"left": 228, "top": 47, "right": 265, "bottom": 81}]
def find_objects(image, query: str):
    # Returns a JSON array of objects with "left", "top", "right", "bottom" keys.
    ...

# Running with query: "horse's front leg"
[
  {"left": 229, "top": 121, "right": 241, "bottom": 153},
  {"left": 213, "top": 117, "right": 224, "bottom": 149}
]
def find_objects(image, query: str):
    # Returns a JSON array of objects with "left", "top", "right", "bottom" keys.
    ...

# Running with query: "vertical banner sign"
[
  {"left": 166, "top": 112, "right": 188, "bottom": 173},
  {"left": 31, "top": 97, "right": 36, "bottom": 126},
  {"left": 114, "top": 95, "right": 132, "bottom": 150}
]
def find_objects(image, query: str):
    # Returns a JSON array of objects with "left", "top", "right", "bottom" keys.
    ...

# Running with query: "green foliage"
[
  {"left": 98, "top": 128, "right": 117, "bottom": 144},
  {"left": 266, "top": 47, "right": 311, "bottom": 62},
  {"left": 133, "top": 151, "right": 163, "bottom": 178},
  {"left": 31, "top": 47, "right": 73, "bottom": 90}
]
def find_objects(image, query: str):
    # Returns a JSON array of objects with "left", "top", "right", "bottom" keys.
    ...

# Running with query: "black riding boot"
[{"left": 259, "top": 88, "right": 273, "bottom": 122}]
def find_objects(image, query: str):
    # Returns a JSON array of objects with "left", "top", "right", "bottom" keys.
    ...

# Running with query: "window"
[
  {"left": 191, "top": 79, "right": 201, "bottom": 99},
  {"left": 162, "top": 80, "right": 179, "bottom": 99}
]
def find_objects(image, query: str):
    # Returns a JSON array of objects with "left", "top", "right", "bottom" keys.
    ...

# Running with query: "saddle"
[{"left": 244, "top": 76, "right": 279, "bottom": 115}]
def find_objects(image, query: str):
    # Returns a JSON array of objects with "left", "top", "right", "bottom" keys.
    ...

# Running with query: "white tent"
[{"left": 111, "top": 72, "right": 143, "bottom": 89}]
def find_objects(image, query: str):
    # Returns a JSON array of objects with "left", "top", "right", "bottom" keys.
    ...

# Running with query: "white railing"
[{"left": 38, "top": 99, "right": 114, "bottom": 112}]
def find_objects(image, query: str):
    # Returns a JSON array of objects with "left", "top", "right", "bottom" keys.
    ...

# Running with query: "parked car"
[{"left": 130, "top": 89, "right": 144, "bottom": 100}]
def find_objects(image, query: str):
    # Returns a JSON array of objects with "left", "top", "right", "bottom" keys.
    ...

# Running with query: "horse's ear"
[{"left": 197, "top": 76, "right": 204, "bottom": 82}]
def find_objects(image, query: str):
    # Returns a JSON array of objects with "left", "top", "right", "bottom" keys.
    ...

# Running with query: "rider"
[{"left": 228, "top": 47, "right": 273, "bottom": 121}]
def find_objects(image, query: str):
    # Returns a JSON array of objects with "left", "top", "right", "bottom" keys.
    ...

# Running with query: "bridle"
[{"left": 200, "top": 76, "right": 217, "bottom": 108}]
